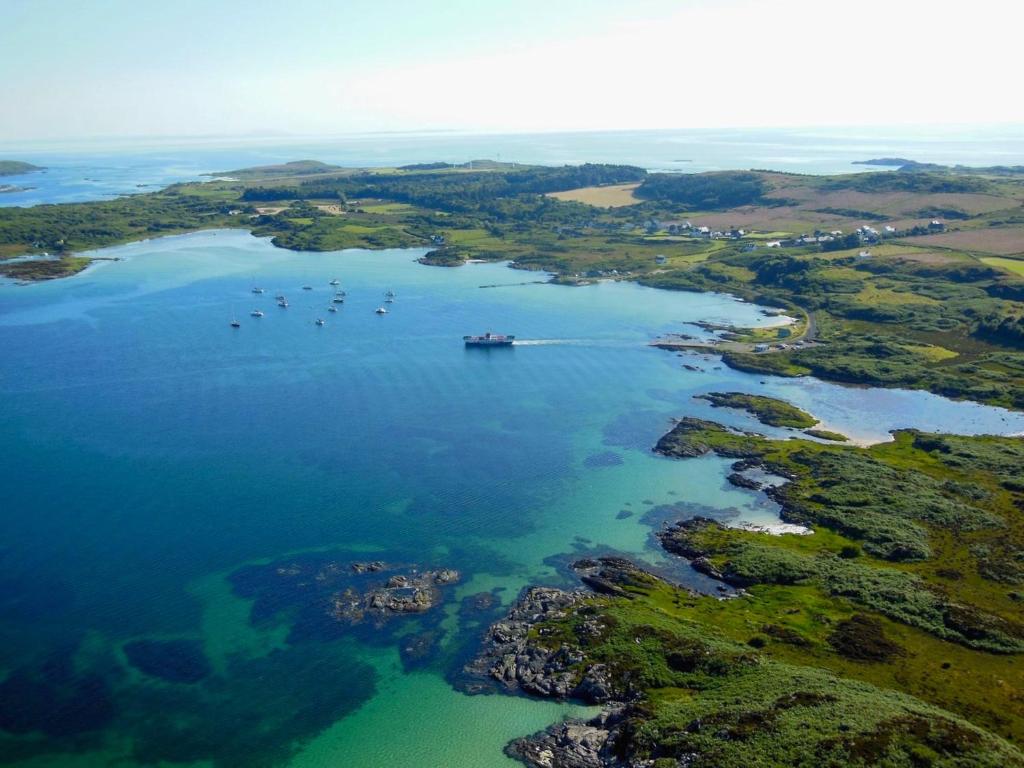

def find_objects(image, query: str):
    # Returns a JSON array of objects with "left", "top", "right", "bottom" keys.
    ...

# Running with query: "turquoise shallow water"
[{"left": 1, "top": 230, "right": 1022, "bottom": 767}]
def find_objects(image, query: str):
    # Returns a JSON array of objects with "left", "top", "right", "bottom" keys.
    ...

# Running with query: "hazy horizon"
[
  {"left": 2, "top": 0, "right": 1021, "bottom": 145},
  {"left": 3, "top": 122, "right": 1023, "bottom": 159}
]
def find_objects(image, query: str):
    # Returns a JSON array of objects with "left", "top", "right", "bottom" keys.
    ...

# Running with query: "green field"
[{"left": 982, "top": 256, "right": 1024, "bottom": 276}]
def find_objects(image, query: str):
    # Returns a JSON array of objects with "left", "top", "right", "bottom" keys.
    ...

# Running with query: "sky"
[{"left": 1, "top": 0, "right": 1021, "bottom": 144}]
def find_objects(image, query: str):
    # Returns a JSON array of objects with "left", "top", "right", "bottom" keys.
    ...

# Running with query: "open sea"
[
  {"left": 2, "top": 124, "right": 1024, "bottom": 207},
  {"left": 3, "top": 128, "right": 1024, "bottom": 766}
]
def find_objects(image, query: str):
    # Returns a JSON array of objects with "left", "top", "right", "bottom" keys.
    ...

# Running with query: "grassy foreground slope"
[
  {"left": 513, "top": 565, "right": 1024, "bottom": 767},
  {"left": 652, "top": 421, "right": 1024, "bottom": 738},
  {"left": 489, "top": 422, "right": 1024, "bottom": 765}
]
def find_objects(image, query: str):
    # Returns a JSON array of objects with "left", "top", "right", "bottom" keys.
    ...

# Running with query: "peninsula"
[{"left": 0, "top": 160, "right": 42, "bottom": 176}]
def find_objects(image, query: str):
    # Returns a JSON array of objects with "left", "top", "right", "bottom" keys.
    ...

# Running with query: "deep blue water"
[
  {"left": 3, "top": 124, "right": 1024, "bottom": 207},
  {"left": 1, "top": 230, "right": 1022, "bottom": 766}
]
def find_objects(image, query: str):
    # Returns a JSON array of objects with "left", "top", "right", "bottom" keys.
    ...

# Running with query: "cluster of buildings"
[{"left": 664, "top": 221, "right": 746, "bottom": 240}]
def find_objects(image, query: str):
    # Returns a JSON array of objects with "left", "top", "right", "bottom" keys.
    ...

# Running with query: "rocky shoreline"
[
  {"left": 461, "top": 557, "right": 693, "bottom": 767},
  {"left": 505, "top": 708, "right": 633, "bottom": 768}
]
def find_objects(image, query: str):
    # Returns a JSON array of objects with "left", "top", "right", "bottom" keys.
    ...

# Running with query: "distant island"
[
  {"left": 0, "top": 160, "right": 43, "bottom": 176},
  {"left": 853, "top": 157, "right": 916, "bottom": 167},
  {"left": 855, "top": 157, "right": 1024, "bottom": 176},
  {"left": 206, "top": 159, "right": 343, "bottom": 179}
]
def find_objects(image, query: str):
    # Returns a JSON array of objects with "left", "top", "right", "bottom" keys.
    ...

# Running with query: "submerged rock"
[
  {"left": 583, "top": 451, "right": 625, "bottom": 468},
  {"left": 123, "top": 639, "right": 211, "bottom": 684},
  {"left": 350, "top": 561, "right": 386, "bottom": 574},
  {"left": 399, "top": 628, "right": 445, "bottom": 671}
]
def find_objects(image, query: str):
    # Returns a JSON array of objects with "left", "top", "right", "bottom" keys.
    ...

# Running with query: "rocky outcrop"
[
  {"left": 506, "top": 709, "right": 633, "bottom": 768},
  {"left": 727, "top": 471, "right": 763, "bottom": 490},
  {"left": 653, "top": 417, "right": 763, "bottom": 460},
  {"left": 350, "top": 560, "right": 386, "bottom": 574},
  {"left": 658, "top": 517, "right": 750, "bottom": 586},
  {"left": 463, "top": 557, "right": 675, "bottom": 705},
  {"left": 462, "top": 586, "right": 591, "bottom": 700},
  {"left": 570, "top": 557, "right": 657, "bottom": 599},
  {"left": 331, "top": 567, "right": 460, "bottom": 626}
]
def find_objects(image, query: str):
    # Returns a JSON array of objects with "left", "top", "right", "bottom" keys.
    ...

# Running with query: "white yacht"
[
  {"left": 250, "top": 309, "right": 264, "bottom": 318},
  {"left": 375, "top": 306, "right": 388, "bottom": 314}
]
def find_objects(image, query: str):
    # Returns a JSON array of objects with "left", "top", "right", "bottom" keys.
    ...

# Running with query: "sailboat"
[{"left": 230, "top": 305, "right": 240, "bottom": 328}]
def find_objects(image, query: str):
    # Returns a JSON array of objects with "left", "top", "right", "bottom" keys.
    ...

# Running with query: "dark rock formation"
[
  {"left": 331, "top": 568, "right": 460, "bottom": 626},
  {"left": 462, "top": 586, "right": 590, "bottom": 700},
  {"left": 727, "top": 471, "right": 763, "bottom": 490},
  {"left": 506, "top": 708, "right": 634, "bottom": 768}
]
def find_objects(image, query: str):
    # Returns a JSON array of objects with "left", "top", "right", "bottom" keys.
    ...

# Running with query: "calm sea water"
[
  {"left": 3, "top": 124, "right": 1024, "bottom": 207},
  {"left": 1, "top": 230, "right": 1022, "bottom": 767}
]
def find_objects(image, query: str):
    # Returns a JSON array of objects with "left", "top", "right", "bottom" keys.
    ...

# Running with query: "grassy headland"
[{"left": 695, "top": 391, "right": 818, "bottom": 428}]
